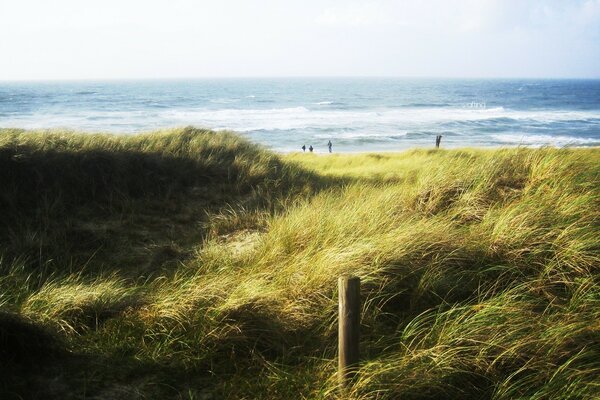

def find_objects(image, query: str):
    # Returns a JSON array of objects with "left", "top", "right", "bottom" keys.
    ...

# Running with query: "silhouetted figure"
[
  {"left": 309, "top": 145, "right": 314, "bottom": 152},
  {"left": 435, "top": 135, "right": 442, "bottom": 148},
  {"left": 302, "top": 144, "right": 306, "bottom": 152},
  {"left": 328, "top": 140, "right": 332, "bottom": 153}
]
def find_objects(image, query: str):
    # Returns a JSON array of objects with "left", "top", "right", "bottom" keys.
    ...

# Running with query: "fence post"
[{"left": 338, "top": 275, "right": 360, "bottom": 390}]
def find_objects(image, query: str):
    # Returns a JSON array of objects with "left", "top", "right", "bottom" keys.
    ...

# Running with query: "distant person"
[
  {"left": 435, "top": 135, "right": 442, "bottom": 148},
  {"left": 309, "top": 145, "right": 314, "bottom": 152},
  {"left": 302, "top": 144, "right": 306, "bottom": 152},
  {"left": 327, "top": 140, "right": 332, "bottom": 153}
]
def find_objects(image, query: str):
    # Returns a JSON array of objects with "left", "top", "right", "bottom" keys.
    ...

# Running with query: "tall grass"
[
  {"left": 0, "top": 127, "right": 329, "bottom": 275},
  {"left": 1, "top": 128, "right": 598, "bottom": 399}
]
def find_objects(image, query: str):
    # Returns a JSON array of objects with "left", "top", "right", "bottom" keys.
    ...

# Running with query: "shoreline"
[{"left": 275, "top": 143, "right": 600, "bottom": 155}]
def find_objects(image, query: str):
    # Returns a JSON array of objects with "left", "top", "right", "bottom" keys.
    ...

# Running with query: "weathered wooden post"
[{"left": 338, "top": 275, "right": 360, "bottom": 390}]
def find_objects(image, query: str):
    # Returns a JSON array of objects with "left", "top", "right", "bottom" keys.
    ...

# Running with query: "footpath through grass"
[{"left": 1, "top": 127, "right": 599, "bottom": 399}]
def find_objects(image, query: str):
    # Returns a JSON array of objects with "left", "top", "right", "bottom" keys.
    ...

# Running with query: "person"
[
  {"left": 435, "top": 135, "right": 442, "bottom": 148},
  {"left": 309, "top": 145, "right": 313, "bottom": 152},
  {"left": 327, "top": 140, "right": 332, "bottom": 153},
  {"left": 302, "top": 144, "right": 306, "bottom": 152}
]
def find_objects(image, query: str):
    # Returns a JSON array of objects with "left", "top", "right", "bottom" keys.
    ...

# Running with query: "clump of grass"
[
  {"left": 0, "top": 128, "right": 598, "bottom": 399},
  {"left": 21, "top": 274, "right": 141, "bottom": 334}
]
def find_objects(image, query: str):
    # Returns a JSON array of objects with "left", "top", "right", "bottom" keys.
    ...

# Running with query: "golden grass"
[{"left": 1, "top": 128, "right": 598, "bottom": 399}]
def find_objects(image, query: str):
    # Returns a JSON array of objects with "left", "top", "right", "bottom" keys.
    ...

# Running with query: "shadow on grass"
[
  {"left": 0, "top": 128, "right": 354, "bottom": 278},
  {"left": 0, "top": 309, "right": 326, "bottom": 400}
]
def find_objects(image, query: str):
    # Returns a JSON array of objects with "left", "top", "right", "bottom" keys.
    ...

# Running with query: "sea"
[{"left": 1, "top": 78, "right": 599, "bottom": 153}]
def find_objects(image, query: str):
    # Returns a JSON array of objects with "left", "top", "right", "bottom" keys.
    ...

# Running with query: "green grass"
[{"left": 1, "top": 127, "right": 599, "bottom": 399}]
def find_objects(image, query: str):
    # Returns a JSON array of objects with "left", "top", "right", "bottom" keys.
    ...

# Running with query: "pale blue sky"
[{"left": 1, "top": 0, "right": 599, "bottom": 80}]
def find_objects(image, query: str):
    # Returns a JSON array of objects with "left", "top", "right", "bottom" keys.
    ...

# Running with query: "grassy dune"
[{"left": 1, "top": 127, "right": 599, "bottom": 399}]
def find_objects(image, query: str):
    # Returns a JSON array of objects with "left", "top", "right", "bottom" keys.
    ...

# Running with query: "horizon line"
[{"left": 2, "top": 75, "right": 600, "bottom": 83}]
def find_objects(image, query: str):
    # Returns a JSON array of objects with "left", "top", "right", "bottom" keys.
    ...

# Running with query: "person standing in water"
[
  {"left": 309, "top": 145, "right": 314, "bottom": 152},
  {"left": 302, "top": 144, "right": 306, "bottom": 152},
  {"left": 327, "top": 140, "right": 332, "bottom": 153}
]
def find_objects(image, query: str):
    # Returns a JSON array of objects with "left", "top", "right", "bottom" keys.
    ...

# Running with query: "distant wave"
[
  {"left": 4, "top": 106, "right": 599, "bottom": 137},
  {"left": 143, "top": 101, "right": 169, "bottom": 108},
  {"left": 492, "top": 134, "right": 599, "bottom": 146},
  {"left": 314, "top": 101, "right": 348, "bottom": 106},
  {"left": 160, "top": 106, "right": 600, "bottom": 132},
  {"left": 404, "top": 102, "right": 451, "bottom": 107},
  {"left": 315, "top": 130, "right": 409, "bottom": 140},
  {"left": 209, "top": 98, "right": 240, "bottom": 104}
]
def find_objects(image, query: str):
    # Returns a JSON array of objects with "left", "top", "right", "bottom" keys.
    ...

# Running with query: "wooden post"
[{"left": 338, "top": 276, "right": 360, "bottom": 390}]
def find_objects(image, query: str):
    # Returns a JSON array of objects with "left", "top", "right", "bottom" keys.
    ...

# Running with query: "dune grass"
[{"left": 0, "top": 128, "right": 598, "bottom": 399}]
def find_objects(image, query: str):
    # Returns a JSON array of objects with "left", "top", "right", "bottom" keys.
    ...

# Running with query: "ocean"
[{"left": 1, "top": 78, "right": 599, "bottom": 152}]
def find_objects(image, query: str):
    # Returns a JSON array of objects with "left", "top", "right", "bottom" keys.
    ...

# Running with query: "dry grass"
[{"left": 1, "top": 128, "right": 598, "bottom": 399}]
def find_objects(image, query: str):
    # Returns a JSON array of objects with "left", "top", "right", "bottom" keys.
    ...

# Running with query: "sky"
[{"left": 1, "top": 0, "right": 599, "bottom": 80}]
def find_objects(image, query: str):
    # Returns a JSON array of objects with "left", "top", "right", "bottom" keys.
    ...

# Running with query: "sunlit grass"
[{"left": 1, "top": 128, "right": 598, "bottom": 399}]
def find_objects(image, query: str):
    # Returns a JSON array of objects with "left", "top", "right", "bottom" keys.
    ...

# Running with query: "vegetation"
[{"left": 1, "top": 127, "right": 598, "bottom": 399}]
